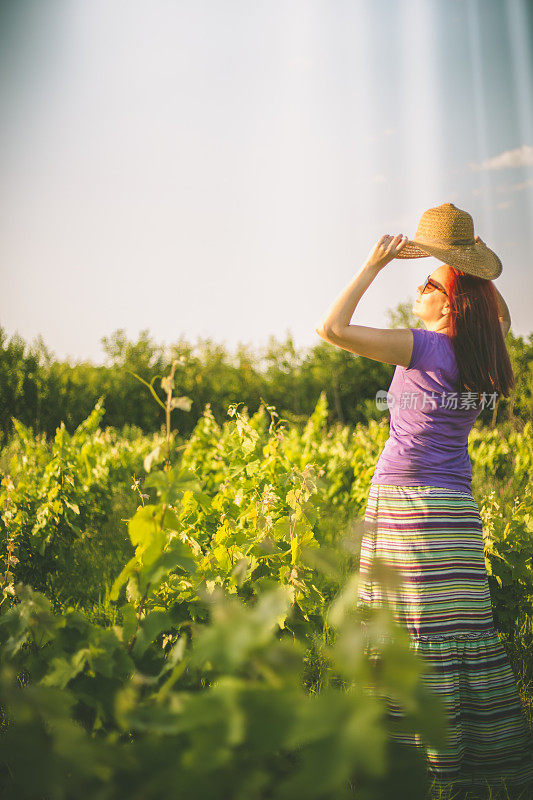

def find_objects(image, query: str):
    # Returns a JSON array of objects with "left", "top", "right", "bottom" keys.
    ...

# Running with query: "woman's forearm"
[{"left": 315, "top": 262, "right": 380, "bottom": 335}]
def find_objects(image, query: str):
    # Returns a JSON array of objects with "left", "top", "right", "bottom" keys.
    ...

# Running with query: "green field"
[{"left": 0, "top": 365, "right": 532, "bottom": 800}]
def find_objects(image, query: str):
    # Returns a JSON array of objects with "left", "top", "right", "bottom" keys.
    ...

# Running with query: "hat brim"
[{"left": 395, "top": 238, "right": 502, "bottom": 280}]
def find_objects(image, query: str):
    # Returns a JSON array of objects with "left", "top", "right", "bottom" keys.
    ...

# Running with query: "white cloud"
[
  {"left": 469, "top": 144, "right": 533, "bottom": 171},
  {"left": 495, "top": 200, "right": 512, "bottom": 210}
]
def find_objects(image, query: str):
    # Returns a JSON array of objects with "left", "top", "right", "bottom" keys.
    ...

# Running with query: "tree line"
[{"left": 1, "top": 304, "right": 531, "bottom": 445}]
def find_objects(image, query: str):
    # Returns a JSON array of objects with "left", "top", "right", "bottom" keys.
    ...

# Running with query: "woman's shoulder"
[{"left": 407, "top": 327, "right": 456, "bottom": 373}]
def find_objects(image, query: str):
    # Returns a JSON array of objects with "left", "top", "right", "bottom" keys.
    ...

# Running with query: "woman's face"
[{"left": 413, "top": 265, "right": 453, "bottom": 325}]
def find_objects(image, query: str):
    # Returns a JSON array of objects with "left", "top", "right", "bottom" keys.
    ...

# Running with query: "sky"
[{"left": 1, "top": 0, "right": 532, "bottom": 364}]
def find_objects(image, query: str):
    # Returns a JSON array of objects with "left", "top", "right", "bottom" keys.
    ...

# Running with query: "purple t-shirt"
[{"left": 371, "top": 328, "right": 483, "bottom": 495}]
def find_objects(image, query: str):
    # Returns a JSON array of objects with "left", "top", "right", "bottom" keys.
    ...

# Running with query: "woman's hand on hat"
[{"left": 365, "top": 233, "right": 408, "bottom": 271}]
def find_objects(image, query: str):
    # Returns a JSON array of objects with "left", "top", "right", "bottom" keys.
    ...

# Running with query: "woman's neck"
[{"left": 426, "top": 320, "right": 451, "bottom": 335}]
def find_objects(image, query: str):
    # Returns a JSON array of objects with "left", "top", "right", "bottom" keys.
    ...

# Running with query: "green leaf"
[
  {"left": 41, "top": 656, "right": 84, "bottom": 689},
  {"left": 139, "top": 541, "right": 196, "bottom": 594},
  {"left": 132, "top": 611, "right": 173, "bottom": 658},
  {"left": 128, "top": 505, "right": 161, "bottom": 548},
  {"left": 271, "top": 516, "right": 291, "bottom": 541},
  {"left": 118, "top": 602, "right": 138, "bottom": 643},
  {"left": 143, "top": 445, "right": 163, "bottom": 473},
  {"left": 110, "top": 556, "right": 139, "bottom": 602}
]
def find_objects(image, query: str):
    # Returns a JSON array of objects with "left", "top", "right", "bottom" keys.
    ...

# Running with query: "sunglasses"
[{"left": 418, "top": 275, "right": 448, "bottom": 297}]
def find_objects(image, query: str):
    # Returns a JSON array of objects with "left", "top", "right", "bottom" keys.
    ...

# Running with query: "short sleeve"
[{"left": 407, "top": 328, "right": 440, "bottom": 371}]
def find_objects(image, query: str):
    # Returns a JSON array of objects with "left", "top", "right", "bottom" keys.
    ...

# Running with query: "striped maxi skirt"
[{"left": 357, "top": 483, "right": 533, "bottom": 796}]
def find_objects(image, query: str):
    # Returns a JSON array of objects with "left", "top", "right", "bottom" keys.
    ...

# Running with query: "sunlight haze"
[{"left": 1, "top": 0, "right": 532, "bottom": 363}]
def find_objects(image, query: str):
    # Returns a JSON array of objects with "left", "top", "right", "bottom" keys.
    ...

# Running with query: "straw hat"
[{"left": 395, "top": 202, "right": 502, "bottom": 279}]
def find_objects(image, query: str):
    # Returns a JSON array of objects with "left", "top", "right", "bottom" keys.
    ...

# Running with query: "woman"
[{"left": 315, "top": 203, "right": 533, "bottom": 796}]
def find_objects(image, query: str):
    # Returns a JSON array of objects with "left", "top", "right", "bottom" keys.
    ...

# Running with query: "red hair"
[{"left": 446, "top": 268, "right": 515, "bottom": 402}]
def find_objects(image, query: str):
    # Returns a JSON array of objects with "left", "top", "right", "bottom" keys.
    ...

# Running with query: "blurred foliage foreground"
[{"left": 0, "top": 369, "right": 532, "bottom": 799}]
